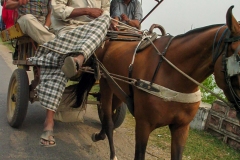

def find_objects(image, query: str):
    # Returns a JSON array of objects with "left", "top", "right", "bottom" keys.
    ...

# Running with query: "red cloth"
[{"left": 2, "top": 2, "right": 18, "bottom": 28}]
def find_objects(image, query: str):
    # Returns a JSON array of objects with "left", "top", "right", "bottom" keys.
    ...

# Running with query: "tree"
[{"left": 200, "top": 75, "right": 226, "bottom": 104}]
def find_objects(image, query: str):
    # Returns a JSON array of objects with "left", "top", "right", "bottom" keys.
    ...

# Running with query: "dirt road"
[{"left": 0, "top": 44, "right": 169, "bottom": 160}]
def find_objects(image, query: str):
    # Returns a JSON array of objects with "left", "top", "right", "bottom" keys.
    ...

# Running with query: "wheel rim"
[{"left": 7, "top": 78, "right": 17, "bottom": 120}]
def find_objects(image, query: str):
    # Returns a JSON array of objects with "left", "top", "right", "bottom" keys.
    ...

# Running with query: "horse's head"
[{"left": 214, "top": 6, "right": 240, "bottom": 120}]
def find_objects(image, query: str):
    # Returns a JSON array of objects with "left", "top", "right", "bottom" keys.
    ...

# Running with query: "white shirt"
[{"left": 51, "top": 0, "right": 110, "bottom": 35}]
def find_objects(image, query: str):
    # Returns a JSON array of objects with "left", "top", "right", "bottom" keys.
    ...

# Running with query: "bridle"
[{"left": 213, "top": 26, "right": 240, "bottom": 116}]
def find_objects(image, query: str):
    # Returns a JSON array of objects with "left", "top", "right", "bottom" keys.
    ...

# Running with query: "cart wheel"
[
  {"left": 98, "top": 103, "right": 127, "bottom": 129},
  {"left": 7, "top": 69, "right": 29, "bottom": 128}
]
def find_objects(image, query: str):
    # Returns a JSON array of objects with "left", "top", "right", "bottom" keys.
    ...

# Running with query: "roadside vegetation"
[
  {"left": 200, "top": 75, "right": 226, "bottom": 104},
  {"left": 0, "top": 38, "right": 14, "bottom": 51},
  {"left": 124, "top": 114, "right": 240, "bottom": 160}
]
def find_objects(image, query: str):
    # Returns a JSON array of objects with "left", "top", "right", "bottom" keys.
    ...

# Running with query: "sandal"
[
  {"left": 39, "top": 130, "right": 56, "bottom": 147},
  {"left": 61, "top": 56, "right": 79, "bottom": 79}
]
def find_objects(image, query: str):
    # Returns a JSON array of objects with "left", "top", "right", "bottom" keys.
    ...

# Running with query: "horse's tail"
[{"left": 73, "top": 72, "right": 96, "bottom": 108}]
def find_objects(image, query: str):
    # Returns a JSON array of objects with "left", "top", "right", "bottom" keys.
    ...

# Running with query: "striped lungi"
[{"left": 28, "top": 15, "right": 110, "bottom": 112}]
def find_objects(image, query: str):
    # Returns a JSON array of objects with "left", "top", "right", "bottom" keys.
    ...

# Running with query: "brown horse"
[{"left": 90, "top": 6, "right": 240, "bottom": 160}]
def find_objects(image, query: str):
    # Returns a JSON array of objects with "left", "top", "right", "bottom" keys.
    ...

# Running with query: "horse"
[{"left": 87, "top": 6, "right": 240, "bottom": 160}]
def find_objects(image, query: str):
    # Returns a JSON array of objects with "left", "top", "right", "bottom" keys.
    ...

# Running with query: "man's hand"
[
  {"left": 6, "top": 0, "right": 28, "bottom": 9},
  {"left": 18, "top": 0, "right": 29, "bottom": 5},
  {"left": 121, "top": 14, "right": 129, "bottom": 22},
  {"left": 110, "top": 20, "right": 119, "bottom": 31},
  {"left": 87, "top": 8, "right": 103, "bottom": 19}
]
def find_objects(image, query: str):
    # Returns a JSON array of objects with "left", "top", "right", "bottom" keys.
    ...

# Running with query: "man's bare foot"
[{"left": 74, "top": 54, "right": 85, "bottom": 67}]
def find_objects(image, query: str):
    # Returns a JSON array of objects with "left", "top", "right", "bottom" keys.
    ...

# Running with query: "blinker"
[{"left": 226, "top": 45, "right": 240, "bottom": 77}]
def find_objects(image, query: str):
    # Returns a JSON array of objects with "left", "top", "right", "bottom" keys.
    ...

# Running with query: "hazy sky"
[{"left": 141, "top": 0, "right": 240, "bottom": 35}]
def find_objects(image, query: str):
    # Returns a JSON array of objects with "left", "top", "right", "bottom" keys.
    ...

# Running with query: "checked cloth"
[{"left": 28, "top": 15, "right": 110, "bottom": 112}]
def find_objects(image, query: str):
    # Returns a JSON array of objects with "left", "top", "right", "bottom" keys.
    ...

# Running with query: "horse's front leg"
[
  {"left": 134, "top": 118, "right": 152, "bottom": 160},
  {"left": 169, "top": 124, "right": 189, "bottom": 160},
  {"left": 92, "top": 78, "right": 116, "bottom": 160}
]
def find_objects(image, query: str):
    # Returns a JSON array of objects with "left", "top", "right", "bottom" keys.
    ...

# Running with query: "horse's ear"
[{"left": 226, "top": 5, "right": 240, "bottom": 36}]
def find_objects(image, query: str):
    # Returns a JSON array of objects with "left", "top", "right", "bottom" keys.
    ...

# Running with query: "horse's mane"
[{"left": 175, "top": 24, "right": 225, "bottom": 38}]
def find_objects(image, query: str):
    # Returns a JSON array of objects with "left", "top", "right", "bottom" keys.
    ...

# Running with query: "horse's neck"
[
  {"left": 176, "top": 29, "right": 222, "bottom": 79},
  {"left": 161, "top": 27, "right": 224, "bottom": 92}
]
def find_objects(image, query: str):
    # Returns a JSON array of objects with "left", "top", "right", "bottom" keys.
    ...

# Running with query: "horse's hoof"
[
  {"left": 91, "top": 132, "right": 98, "bottom": 142},
  {"left": 111, "top": 156, "right": 118, "bottom": 160}
]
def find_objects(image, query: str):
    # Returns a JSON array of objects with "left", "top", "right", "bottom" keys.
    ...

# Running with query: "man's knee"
[
  {"left": 18, "top": 14, "right": 36, "bottom": 24},
  {"left": 17, "top": 14, "right": 36, "bottom": 33}
]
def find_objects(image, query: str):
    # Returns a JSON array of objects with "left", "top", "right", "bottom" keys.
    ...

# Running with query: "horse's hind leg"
[
  {"left": 169, "top": 124, "right": 190, "bottom": 160},
  {"left": 134, "top": 119, "right": 152, "bottom": 160},
  {"left": 92, "top": 78, "right": 116, "bottom": 159}
]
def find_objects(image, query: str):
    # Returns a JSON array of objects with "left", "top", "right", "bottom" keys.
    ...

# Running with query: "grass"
[
  {"left": 124, "top": 113, "right": 240, "bottom": 160},
  {"left": 187, "top": 130, "right": 238, "bottom": 159},
  {"left": 0, "top": 38, "right": 15, "bottom": 51}
]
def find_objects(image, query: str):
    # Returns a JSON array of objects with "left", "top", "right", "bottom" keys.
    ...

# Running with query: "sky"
[
  {"left": 0, "top": 0, "right": 239, "bottom": 36},
  {"left": 140, "top": 0, "right": 240, "bottom": 35}
]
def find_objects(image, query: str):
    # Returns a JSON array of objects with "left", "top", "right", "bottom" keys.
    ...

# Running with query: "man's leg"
[
  {"left": 74, "top": 54, "right": 85, "bottom": 67},
  {"left": 37, "top": 64, "right": 67, "bottom": 147},
  {"left": 44, "top": 109, "right": 55, "bottom": 131},
  {"left": 40, "top": 109, "right": 55, "bottom": 146},
  {"left": 60, "top": 15, "right": 111, "bottom": 79},
  {"left": 61, "top": 54, "right": 85, "bottom": 79},
  {"left": 17, "top": 14, "right": 55, "bottom": 44}
]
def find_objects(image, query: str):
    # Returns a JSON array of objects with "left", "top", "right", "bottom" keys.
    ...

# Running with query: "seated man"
[
  {"left": 27, "top": 0, "right": 111, "bottom": 147},
  {"left": 110, "top": 0, "right": 143, "bottom": 30},
  {"left": 6, "top": 0, "right": 55, "bottom": 44}
]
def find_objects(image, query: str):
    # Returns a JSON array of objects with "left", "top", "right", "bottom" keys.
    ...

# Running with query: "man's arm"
[
  {"left": 69, "top": 8, "right": 103, "bottom": 19},
  {"left": 5, "top": 0, "right": 29, "bottom": 9},
  {"left": 44, "top": 0, "right": 52, "bottom": 28},
  {"left": 68, "top": 0, "right": 110, "bottom": 18},
  {"left": 131, "top": 1, "right": 143, "bottom": 29},
  {"left": 52, "top": 0, "right": 109, "bottom": 20},
  {"left": 121, "top": 14, "right": 140, "bottom": 29},
  {"left": 101, "top": 0, "right": 110, "bottom": 16},
  {"left": 109, "top": 0, "right": 120, "bottom": 30},
  {"left": 110, "top": 0, "right": 121, "bottom": 20}
]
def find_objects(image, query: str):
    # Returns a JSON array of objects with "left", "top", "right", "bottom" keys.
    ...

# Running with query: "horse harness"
[
  {"left": 213, "top": 26, "right": 240, "bottom": 118},
  {"left": 97, "top": 30, "right": 163, "bottom": 115},
  {"left": 94, "top": 30, "right": 202, "bottom": 115}
]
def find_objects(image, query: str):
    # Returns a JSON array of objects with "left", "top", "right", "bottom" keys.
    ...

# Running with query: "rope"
[
  {"left": 111, "top": 18, "right": 141, "bottom": 33},
  {"left": 79, "top": 67, "right": 136, "bottom": 85}
]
